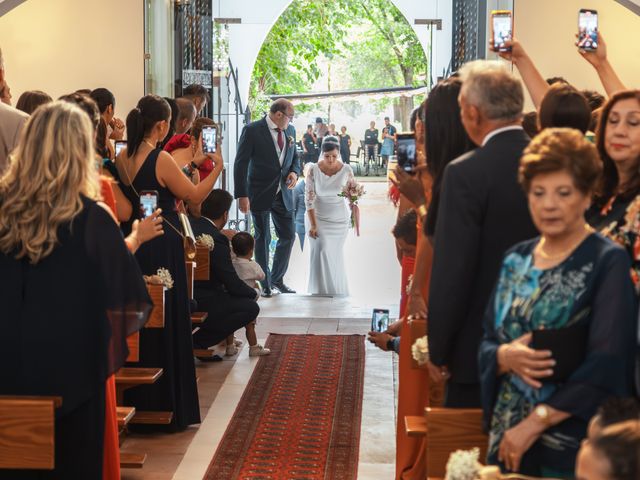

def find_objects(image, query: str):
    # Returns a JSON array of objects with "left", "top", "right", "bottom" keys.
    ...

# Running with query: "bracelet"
[
  {"left": 416, "top": 204, "right": 428, "bottom": 219},
  {"left": 190, "top": 161, "right": 198, "bottom": 170},
  {"left": 386, "top": 338, "right": 395, "bottom": 351}
]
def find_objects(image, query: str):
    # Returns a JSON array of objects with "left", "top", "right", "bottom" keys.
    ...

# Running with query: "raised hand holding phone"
[
  {"left": 491, "top": 10, "right": 513, "bottom": 53},
  {"left": 577, "top": 9, "right": 598, "bottom": 51}
]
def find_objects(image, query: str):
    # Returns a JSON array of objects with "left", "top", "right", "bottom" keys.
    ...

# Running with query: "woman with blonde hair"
[{"left": 0, "top": 101, "right": 151, "bottom": 478}]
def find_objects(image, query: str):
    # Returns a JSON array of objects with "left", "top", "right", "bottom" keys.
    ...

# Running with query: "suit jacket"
[
  {"left": 190, "top": 216, "right": 257, "bottom": 300},
  {"left": 0, "top": 103, "right": 29, "bottom": 173},
  {"left": 233, "top": 117, "right": 301, "bottom": 212},
  {"left": 428, "top": 128, "right": 537, "bottom": 384}
]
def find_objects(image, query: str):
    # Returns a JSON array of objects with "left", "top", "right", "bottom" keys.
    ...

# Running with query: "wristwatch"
[
  {"left": 386, "top": 338, "right": 395, "bottom": 351},
  {"left": 534, "top": 404, "right": 551, "bottom": 427}
]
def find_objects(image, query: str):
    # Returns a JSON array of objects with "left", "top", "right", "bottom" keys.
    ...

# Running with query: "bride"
[{"left": 305, "top": 136, "right": 355, "bottom": 295}]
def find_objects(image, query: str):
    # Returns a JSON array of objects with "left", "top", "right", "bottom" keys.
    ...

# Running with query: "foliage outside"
[{"left": 249, "top": 0, "right": 428, "bottom": 129}]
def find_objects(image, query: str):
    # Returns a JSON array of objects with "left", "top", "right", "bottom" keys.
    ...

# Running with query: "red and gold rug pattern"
[{"left": 205, "top": 334, "right": 365, "bottom": 480}]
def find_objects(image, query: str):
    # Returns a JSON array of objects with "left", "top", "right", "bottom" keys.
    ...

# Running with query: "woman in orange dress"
[{"left": 393, "top": 78, "right": 473, "bottom": 479}]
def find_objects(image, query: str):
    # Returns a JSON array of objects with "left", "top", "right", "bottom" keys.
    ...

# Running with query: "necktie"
[{"left": 275, "top": 128, "right": 284, "bottom": 151}]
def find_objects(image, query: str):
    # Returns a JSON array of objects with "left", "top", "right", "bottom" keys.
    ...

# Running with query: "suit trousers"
[
  {"left": 192, "top": 292, "right": 259, "bottom": 348},
  {"left": 252, "top": 191, "right": 295, "bottom": 288}
]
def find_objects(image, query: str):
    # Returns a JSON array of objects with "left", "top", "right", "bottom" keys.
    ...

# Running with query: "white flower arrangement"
[
  {"left": 196, "top": 234, "right": 214, "bottom": 251},
  {"left": 411, "top": 335, "right": 429, "bottom": 366},
  {"left": 156, "top": 267, "right": 174, "bottom": 290},
  {"left": 445, "top": 448, "right": 481, "bottom": 480}
]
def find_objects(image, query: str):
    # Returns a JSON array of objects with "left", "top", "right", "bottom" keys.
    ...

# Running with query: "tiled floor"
[{"left": 121, "top": 182, "right": 400, "bottom": 479}]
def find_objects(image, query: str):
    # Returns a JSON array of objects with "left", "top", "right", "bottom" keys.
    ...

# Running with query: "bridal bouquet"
[{"left": 338, "top": 179, "right": 366, "bottom": 236}]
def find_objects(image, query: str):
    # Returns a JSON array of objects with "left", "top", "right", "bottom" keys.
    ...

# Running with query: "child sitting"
[{"left": 226, "top": 232, "right": 269, "bottom": 357}]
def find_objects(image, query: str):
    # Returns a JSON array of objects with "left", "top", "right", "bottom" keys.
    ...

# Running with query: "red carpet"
[{"left": 205, "top": 334, "right": 365, "bottom": 479}]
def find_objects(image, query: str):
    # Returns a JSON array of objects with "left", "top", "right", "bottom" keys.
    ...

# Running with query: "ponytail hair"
[{"left": 126, "top": 94, "right": 171, "bottom": 156}]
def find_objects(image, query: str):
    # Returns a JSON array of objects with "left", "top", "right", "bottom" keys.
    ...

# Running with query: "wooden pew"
[
  {"left": 0, "top": 396, "right": 61, "bottom": 470},
  {"left": 424, "top": 408, "right": 487, "bottom": 478},
  {"left": 194, "top": 244, "right": 210, "bottom": 281},
  {"left": 146, "top": 284, "right": 165, "bottom": 329}
]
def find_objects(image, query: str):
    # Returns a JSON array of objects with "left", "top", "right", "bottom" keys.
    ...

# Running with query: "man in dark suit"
[
  {"left": 427, "top": 61, "right": 537, "bottom": 407},
  {"left": 234, "top": 98, "right": 301, "bottom": 296},
  {"left": 190, "top": 189, "right": 264, "bottom": 359}
]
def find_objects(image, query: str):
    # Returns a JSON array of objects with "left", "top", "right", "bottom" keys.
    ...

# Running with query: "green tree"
[{"left": 249, "top": 0, "right": 428, "bottom": 128}]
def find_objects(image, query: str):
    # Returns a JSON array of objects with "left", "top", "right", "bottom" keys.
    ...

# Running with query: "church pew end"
[
  {"left": 130, "top": 411, "right": 173, "bottom": 425},
  {"left": 120, "top": 452, "right": 147, "bottom": 469},
  {"left": 425, "top": 407, "right": 487, "bottom": 478},
  {"left": 146, "top": 284, "right": 165, "bottom": 328},
  {"left": 404, "top": 415, "right": 427, "bottom": 437},
  {"left": 194, "top": 245, "right": 210, "bottom": 281},
  {"left": 191, "top": 312, "right": 208, "bottom": 324},
  {"left": 0, "top": 396, "right": 62, "bottom": 470}
]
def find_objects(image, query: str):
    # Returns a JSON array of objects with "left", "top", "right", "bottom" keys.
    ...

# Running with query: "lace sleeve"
[{"left": 305, "top": 164, "right": 317, "bottom": 210}]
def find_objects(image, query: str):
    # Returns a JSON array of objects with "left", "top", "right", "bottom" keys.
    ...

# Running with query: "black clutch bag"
[{"left": 531, "top": 322, "right": 589, "bottom": 382}]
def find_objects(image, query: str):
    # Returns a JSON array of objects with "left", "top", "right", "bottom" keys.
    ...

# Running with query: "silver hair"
[{"left": 459, "top": 60, "right": 524, "bottom": 121}]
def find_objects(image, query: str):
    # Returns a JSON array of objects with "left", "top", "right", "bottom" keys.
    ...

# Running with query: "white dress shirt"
[
  {"left": 265, "top": 114, "right": 287, "bottom": 167},
  {"left": 481, "top": 125, "right": 524, "bottom": 146}
]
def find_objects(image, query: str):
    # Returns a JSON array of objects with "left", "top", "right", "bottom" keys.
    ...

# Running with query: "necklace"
[{"left": 535, "top": 225, "right": 594, "bottom": 260}]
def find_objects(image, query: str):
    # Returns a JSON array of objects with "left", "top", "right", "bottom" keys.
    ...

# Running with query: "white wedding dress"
[{"left": 305, "top": 162, "right": 354, "bottom": 295}]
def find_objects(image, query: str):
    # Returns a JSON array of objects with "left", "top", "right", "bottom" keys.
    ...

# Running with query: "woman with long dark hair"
[{"left": 115, "top": 94, "right": 223, "bottom": 430}]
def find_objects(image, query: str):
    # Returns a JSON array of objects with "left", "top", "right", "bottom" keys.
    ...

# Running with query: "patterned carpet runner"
[{"left": 205, "top": 334, "right": 365, "bottom": 480}]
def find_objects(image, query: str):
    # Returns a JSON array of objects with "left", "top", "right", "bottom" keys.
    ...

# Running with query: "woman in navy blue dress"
[{"left": 479, "top": 129, "right": 637, "bottom": 477}]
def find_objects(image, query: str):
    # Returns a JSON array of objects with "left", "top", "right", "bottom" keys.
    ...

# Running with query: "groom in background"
[{"left": 234, "top": 98, "right": 301, "bottom": 297}]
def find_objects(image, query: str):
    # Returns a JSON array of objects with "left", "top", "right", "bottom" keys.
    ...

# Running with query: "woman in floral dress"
[
  {"left": 586, "top": 91, "right": 640, "bottom": 291},
  {"left": 479, "top": 129, "right": 637, "bottom": 477}
]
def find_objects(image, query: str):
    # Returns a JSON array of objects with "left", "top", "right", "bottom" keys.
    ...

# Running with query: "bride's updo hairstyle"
[
  {"left": 321, "top": 135, "right": 340, "bottom": 153},
  {"left": 126, "top": 94, "right": 171, "bottom": 156}
]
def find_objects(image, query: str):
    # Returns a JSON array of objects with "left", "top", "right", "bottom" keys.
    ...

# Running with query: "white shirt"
[
  {"left": 265, "top": 114, "right": 287, "bottom": 167},
  {"left": 232, "top": 257, "right": 266, "bottom": 288},
  {"left": 481, "top": 125, "right": 524, "bottom": 146}
]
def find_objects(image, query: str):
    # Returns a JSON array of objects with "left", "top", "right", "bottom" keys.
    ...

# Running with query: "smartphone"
[
  {"left": 371, "top": 308, "right": 390, "bottom": 333},
  {"left": 491, "top": 10, "right": 513, "bottom": 52},
  {"left": 114, "top": 140, "right": 127, "bottom": 158},
  {"left": 578, "top": 9, "right": 598, "bottom": 51},
  {"left": 202, "top": 125, "right": 217, "bottom": 154},
  {"left": 139, "top": 190, "right": 158, "bottom": 219},
  {"left": 396, "top": 133, "right": 417, "bottom": 174}
]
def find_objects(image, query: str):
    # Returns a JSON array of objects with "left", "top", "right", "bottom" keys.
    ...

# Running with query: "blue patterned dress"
[{"left": 479, "top": 233, "right": 637, "bottom": 476}]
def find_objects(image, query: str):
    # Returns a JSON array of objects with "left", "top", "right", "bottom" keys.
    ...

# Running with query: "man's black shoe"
[
  {"left": 262, "top": 287, "right": 272, "bottom": 298},
  {"left": 273, "top": 282, "right": 296, "bottom": 294}
]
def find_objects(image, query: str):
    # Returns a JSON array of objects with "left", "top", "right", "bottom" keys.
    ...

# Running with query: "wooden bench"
[
  {"left": 194, "top": 244, "right": 210, "bottom": 281},
  {"left": 116, "top": 406, "right": 136, "bottom": 428},
  {"left": 120, "top": 453, "right": 147, "bottom": 469},
  {"left": 425, "top": 408, "right": 487, "bottom": 478},
  {"left": 191, "top": 312, "right": 208, "bottom": 324},
  {"left": 146, "top": 283, "right": 165, "bottom": 328},
  {"left": 0, "top": 396, "right": 61, "bottom": 470}
]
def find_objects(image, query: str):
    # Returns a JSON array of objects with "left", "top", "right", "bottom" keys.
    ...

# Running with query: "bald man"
[{"left": 233, "top": 98, "right": 301, "bottom": 296}]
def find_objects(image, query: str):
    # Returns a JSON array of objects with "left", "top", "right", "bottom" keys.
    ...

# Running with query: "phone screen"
[
  {"left": 202, "top": 126, "right": 217, "bottom": 154},
  {"left": 115, "top": 141, "right": 126, "bottom": 158},
  {"left": 396, "top": 134, "right": 416, "bottom": 174},
  {"left": 371, "top": 309, "right": 390, "bottom": 333},
  {"left": 139, "top": 191, "right": 158, "bottom": 219},
  {"left": 492, "top": 11, "right": 512, "bottom": 52},
  {"left": 578, "top": 9, "right": 598, "bottom": 51}
]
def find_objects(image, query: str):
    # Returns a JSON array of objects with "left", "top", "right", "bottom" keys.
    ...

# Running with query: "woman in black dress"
[
  {"left": 115, "top": 95, "right": 223, "bottom": 431},
  {"left": 0, "top": 101, "right": 151, "bottom": 478},
  {"left": 339, "top": 126, "right": 351, "bottom": 164}
]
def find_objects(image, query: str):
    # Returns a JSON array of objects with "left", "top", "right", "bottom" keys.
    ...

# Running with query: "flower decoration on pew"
[
  {"left": 445, "top": 447, "right": 481, "bottom": 480},
  {"left": 156, "top": 267, "right": 174, "bottom": 290},
  {"left": 411, "top": 335, "right": 429, "bottom": 366},
  {"left": 196, "top": 234, "right": 215, "bottom": 251},
  {"left": 337, "top": 178, "right": 366, "bottom": 236}
]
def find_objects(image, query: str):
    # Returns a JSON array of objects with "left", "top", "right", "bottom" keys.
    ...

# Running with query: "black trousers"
[
  {"left": 251, "top": 191, "right": 295, "bottom": 288},
  {"left": 444, "top": 382, "right": 482, "bottom": 408},
  {"left": 193, "top": 291, "right": 259, "bottom": 348}
]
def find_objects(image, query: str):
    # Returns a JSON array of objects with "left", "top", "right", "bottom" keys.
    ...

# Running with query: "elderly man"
[
  {"left": 233, "top": 98, "right": 301, "bottom": 297},
  {"left": 0, "top": 47, "right": 29, "bottom": 173},
  {"left": 427, "top": 60, "right": 537, "bottom": 407}
]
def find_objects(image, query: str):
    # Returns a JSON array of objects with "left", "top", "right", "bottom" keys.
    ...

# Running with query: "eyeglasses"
[{"left": 282, "top": 111, "right": 294, "bottom": 120}]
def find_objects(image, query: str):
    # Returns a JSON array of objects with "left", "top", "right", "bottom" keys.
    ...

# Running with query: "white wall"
[
  {"left": 0, "top": 0, "right": 144, "bottom": 119},
  {"left": 513, "top": 0, "right": 640, "bottom": 100}
]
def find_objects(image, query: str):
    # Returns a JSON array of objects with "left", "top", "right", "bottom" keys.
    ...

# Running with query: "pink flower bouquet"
[{"left": 338, "top": 179, "right": 366, "bottom": 236}]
